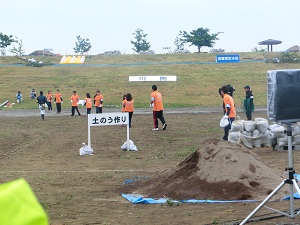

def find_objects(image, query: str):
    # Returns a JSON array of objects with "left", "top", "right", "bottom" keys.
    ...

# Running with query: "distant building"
[
  {"left": 286, "top": 45, "right": 300, "bottom": 53},
  {"left": 28, "top": 50, "right": 56, "bottom": 56}
]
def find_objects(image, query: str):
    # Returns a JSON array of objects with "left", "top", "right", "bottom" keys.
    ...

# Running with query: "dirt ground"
[{"left": 2, "top": 107, "right": 300, "bottom": 225}]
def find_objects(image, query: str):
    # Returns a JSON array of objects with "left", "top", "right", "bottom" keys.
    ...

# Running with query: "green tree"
[
  {"left": 174, "top": 36, "right": 184, "bottom": 51},
  {"left": 10, "top": 37, "right": 25, "bottom": 56},
  {"left": 0, "top": 32, "right": 14, "bottom": 56},
  {"left": 179, "top": 27, "right": 220, "bottom": 53},
  {"left": 73, "top": 35, "right": 92, "bottom": 55},
  {"left": 131, "top": 28, "right": 151, "bottom": 53}
]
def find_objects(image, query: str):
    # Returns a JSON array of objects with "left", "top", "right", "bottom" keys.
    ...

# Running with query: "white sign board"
[
  {"left": 88, "top": 113, "right": 129, "bottom": 150},
  {"left": 129, "top": 76, "right": 177, "bottom": 82}
]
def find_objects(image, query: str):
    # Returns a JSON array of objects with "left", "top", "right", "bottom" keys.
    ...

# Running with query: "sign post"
[{"left": 88, "top": 112, "right": 129, "bottom": 150}]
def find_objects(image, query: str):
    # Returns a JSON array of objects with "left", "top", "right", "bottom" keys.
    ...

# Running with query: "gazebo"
[{"left": 258, "top": 39, "right": 282, "bottom": 52}]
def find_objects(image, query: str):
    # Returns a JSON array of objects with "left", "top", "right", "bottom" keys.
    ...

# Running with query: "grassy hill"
[{"left": 0, "top": 52, "right": 299, "bottom": 109}]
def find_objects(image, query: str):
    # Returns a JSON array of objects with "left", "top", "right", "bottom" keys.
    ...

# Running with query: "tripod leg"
[
  {"left": 240, "top": 180, "right": 286, "bottom": 225},
  {"left": 293, "top": 179, "right": 300, "bottom": 216}
]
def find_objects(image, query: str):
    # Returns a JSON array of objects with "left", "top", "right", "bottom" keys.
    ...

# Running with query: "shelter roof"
[{"left": 258, "top": 39, "right": 282, "bottom": 45}]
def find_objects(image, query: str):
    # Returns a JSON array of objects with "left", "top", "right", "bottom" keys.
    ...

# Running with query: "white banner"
[
  {"left": 88, "top": 113, "right": 129, "bottom": 150},
  {"left": 129, "top": 76, "right": 177, "bottom": 82},
  {"left": 88, "top": 113, "right": 128, "bottom": 126}
]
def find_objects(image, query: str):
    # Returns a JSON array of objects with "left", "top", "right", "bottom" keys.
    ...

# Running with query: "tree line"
[{"left": 0, "top": 27, "right": 220, "bottom": 56}]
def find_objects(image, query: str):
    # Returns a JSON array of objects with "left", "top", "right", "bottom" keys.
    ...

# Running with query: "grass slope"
[{"left": 0, "top": 53, "right": 299, "bottom": 109}]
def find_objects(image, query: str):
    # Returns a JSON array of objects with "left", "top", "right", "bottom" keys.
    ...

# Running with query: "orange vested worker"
[
  {"left": 123, "top": 93, "right": 134, "bottom": 128},
  {"left": 84, "top": 93, "right": 92, "bottom": 114},
  {"left": 46, "top": 90, "right": 53, "bottom": 111},
  {"left": 220, "top": 85, "right": 236, "bottom": 140},
  {"left": 54, "top": 89, "right": 63, "bottom": 114},
  {"left": 94, "top": 90, "right": 103, "bottom": 113},
  {"left": 70, "top": 90, "right": 81, "bottom": 117},
  {"left": 150, "top": 85, "right": 167, "bottom": 131}
]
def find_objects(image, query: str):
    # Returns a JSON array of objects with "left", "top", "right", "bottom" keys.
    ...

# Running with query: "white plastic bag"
[
  {"left": 220, "top": 115, "right": 229, "bottom": 128},
  {"left": 79, "top": 143, "right": 94, "bottom": 155},
  {"left": 121, "top": 140, "right": 138, "bottom": 151}
]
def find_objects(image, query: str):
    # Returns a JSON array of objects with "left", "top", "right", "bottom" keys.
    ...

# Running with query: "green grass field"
[{"left": 0, "top": 52, "right": 299, "bottom": 109}]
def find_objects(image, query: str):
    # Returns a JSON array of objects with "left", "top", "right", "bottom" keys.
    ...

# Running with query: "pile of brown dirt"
[{"left": 121, "top": 139, "right": 288, "bottom": 201}]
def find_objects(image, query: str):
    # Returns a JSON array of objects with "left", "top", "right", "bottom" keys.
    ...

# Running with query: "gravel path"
[{"left": 0, "top": 106, "right": 267, "bottom": 117}]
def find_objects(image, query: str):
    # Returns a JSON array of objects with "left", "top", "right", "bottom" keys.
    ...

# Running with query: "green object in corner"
[{"left": 0, "top": 178, "right": 48, "bottom": 225}]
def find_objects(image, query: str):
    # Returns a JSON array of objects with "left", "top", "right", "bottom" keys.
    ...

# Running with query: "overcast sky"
[{"left": 2, "top": 0, "right": 300, "bottom": 55}]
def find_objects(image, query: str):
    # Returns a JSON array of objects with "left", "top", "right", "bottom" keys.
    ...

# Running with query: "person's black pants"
[
  {"left": 71, "top": 106, "right": 81, "bottom": 116},
  {"left": 223, "top": 117, "right": 235, "bottom": 141},
  {"left": 87, "top": 108, "right": 91, "bottom": 114},
  {"left": 246, "top": 111, "right": 252, "bottom": 120},
  {"left": 153, "top": 110, "right": 166, "bottom": 128},
  {"left": 96, "top": 106, "right": 102, "bottom": 113},
  {"left": 128, "top": 111, "right": 133, "bottom": 128},
  {"left": 47, "top": 102, "right": 52, "bottom": 111},
  {"left": 56, "top": 103, "right": 61, "bottom": 113}
]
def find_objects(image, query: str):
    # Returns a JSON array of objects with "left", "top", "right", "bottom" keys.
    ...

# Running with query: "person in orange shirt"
[
  {"left": 150, "top": 85, "right": 167, "bottom": 131},
  {"left": 70, "top": 90, "right": 81, "bottom": 117},
  {"left": 220, "top": 85, "right": 236, "bottom": 140},
  {"left": 54, "top": 89, "right": 63, "bottom": 114},
  {"left": 94, "top": 90, "right": 103, "bottom": 113},
  {"left": 46, "top": 90, "right": 53, "bottom": 111},
  {"left": 123, "top": 93, "right": 134, "bottom": 128},
  {"left": 84, "top": 93, "right": 92, "bottom": 115}
]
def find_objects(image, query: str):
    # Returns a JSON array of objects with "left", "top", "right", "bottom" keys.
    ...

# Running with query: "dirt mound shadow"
[{"left": 120, "top": 139, "right": 287, "bottom": 201}]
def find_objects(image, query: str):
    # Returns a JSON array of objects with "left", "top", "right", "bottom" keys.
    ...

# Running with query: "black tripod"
[{"left": 240, "top": 123, "right": 300, "bottom": 224}]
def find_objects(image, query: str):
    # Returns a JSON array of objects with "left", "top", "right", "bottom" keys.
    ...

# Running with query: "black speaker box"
[{"left": 267, "top": 69, "right": 300, "bottom": 123}]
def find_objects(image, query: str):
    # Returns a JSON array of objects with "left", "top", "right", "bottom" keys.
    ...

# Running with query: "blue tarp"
[{"left": 121, "top": 193, "right": 258, "bottom": 204}]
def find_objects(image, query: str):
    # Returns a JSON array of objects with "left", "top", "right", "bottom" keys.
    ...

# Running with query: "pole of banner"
[
  {"left": 88, "top": 115, "right": 91, "bottom": 147},
  {"left": 127, "top": 112, "right": 130, "bottom": 151}
]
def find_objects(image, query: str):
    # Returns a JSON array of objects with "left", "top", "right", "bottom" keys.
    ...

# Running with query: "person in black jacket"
[
  {"left": 37, "top": 91, "right": 47, "bottom": 120},
  {"left": 243, "top": 85, "right": 254, "bottom": 120}
]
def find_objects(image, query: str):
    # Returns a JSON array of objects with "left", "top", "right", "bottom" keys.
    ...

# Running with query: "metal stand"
[{"left": 240, "top": 123, "right": 300, "bottom": 224}]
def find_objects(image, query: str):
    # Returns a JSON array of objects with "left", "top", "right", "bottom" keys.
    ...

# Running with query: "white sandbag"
[
  {"left": 262, "top": 139, "right": 272, "bottom": 147},
  {"left": 230, "top": 119, "right": 244, "bottom": 132},
  {"left": 252, "top": 137, "right": 262, "bottom": 148},
  {"left": 240, "top": 133, "right": 253, "bottom": 147},
  {"left": 252, "top": 129, "right": 261, "bottom": 138},
  {"left": 292, "top": 126, "right": 300, "bottom": 136},
  {"left": 269, "top": 124, "right": 286, "bottom": 138},
  {"left": 293, "top": 135, "right": 300, "bottom": 145},
  {"left": 228, "top": 131, "right": 239, "bottom": 143},
  {"left": 242, "top": 131, "right": 252, "bottom": 137},
  {"left": 121, "top": 140, "right": 138, "bottom": 151},
  {"left": 238, "top": 133, "right": 253, "bottom": 148},
  {"left": 277, "top": 136, "right": 288, "bottom": 147},
  {"left": 79, "top": 143, "right": 94, "bottom": 156},
  {"left": 255, "top": 118, "right": 269, "bottom": 133},
  {"left": 255, "top": 117, "right": 268, "bottom": 122},
  {"left": 244, "top": 121, "right": 256, "bottom": 132},
  {"left": 261, "top": 130, "right": 271, "bottom": 139}
]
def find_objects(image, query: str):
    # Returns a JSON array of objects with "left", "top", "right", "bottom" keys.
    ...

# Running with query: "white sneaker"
[
  {"left": 152, "top": 128, "right": 159, "bottom": 131},
  {"left": 162, "top": 123, "right": 167, "bottom": 130}
]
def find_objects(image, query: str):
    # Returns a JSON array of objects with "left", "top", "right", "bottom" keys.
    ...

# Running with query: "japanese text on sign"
[
  {"left": 216, "top": 54, "right": 240, "bottom": 63},
  {"left": 88, "top": 113, "right": 128, "bottom": 126},
  {"left": 129, "top": 75, "right": 177, "bottom": 82}
]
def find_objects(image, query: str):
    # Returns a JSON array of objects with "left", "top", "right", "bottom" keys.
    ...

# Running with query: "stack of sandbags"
[
  {"left": 228, "top": 118, "right": 273, "bottom": 148},
  {"left": 269, "top": 123, "right": 300, "bottom": 147}
]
